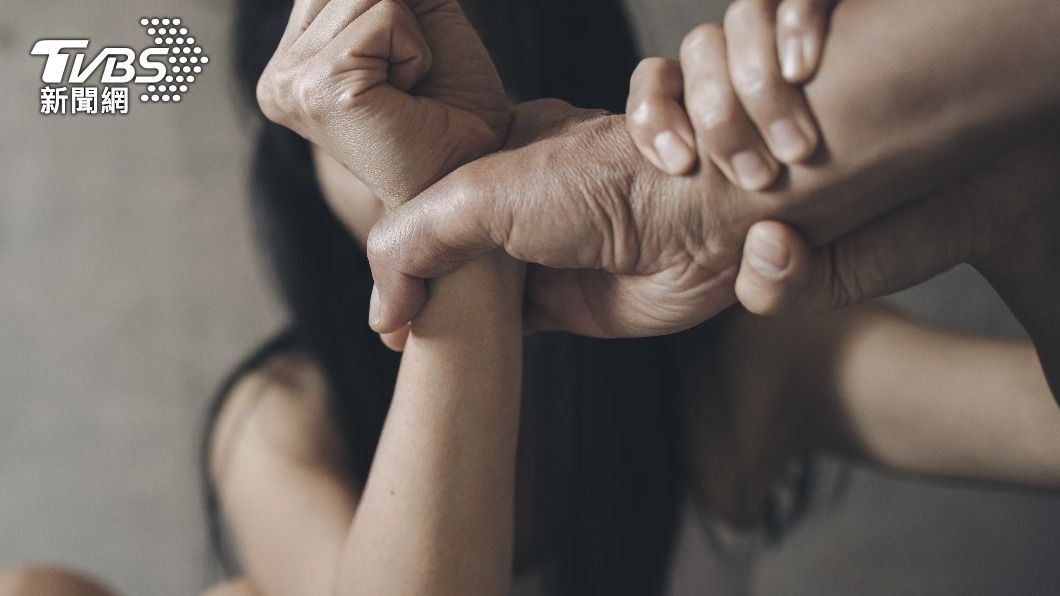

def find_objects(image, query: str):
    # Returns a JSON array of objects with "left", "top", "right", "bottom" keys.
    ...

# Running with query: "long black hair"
[{"left": 203, "top": 1, "right": 691, "bottom": 594}]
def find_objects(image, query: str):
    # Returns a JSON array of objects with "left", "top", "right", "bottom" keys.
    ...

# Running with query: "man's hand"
[
  {"left": 367, "top": 0, "right": 1060, "bottom": 339},
  {"left": 734, "top": 144, "right": 1060, "bottom": 314},
  {"left": 367, "top": 99, "right": 750, "bottom": 337},
  {"left": 626, "top": 0, "right": 837, "bottom": 185},
  {"left": 734, "top": 142, "right": 1060, "bottom": 399},
  {"left": 256, "top": 0, "right": 509, "bottom": 206}
]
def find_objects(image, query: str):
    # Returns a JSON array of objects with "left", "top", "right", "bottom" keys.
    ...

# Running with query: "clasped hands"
[{"left": 257, "top": 0, "right": 1058, "bottom": 370}]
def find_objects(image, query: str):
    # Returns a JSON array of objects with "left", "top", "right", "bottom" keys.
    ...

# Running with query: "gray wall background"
[{"left": 1, "top": 1, "right": 1057, "bottom": 595}]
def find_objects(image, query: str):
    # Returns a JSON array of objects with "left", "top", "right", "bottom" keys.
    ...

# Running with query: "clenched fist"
[{"left": 256, "top": 0, "right": 510, "bottom": 206}]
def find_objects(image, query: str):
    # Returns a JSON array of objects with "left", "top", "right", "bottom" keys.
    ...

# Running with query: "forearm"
[
  {"left": 751, "top": 0, "right": 1059, "bottom": 238},
  {"left": 609, "top": 0, "right": 1060, "bottom": 276},
  {"left": 334, "top": 254, "right": 524, "bottom": 595},
  {"left": 660, "top": 0, "right": 1060, "bottom": 248},
  {"left": 812, "top": 306, "right": 1060, "bottom": 489}
]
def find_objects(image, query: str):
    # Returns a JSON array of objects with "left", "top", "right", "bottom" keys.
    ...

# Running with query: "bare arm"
[
  {"left": 211, "top": 257, "right": 524, "bottom": 596},
  {"left": 333, "top": 254, "right": 524, "bottom": 596},
  {"left": 367, "top": 0, "right": 1060, "bottom": 337},
  {"left": 778, "top": 306, "right": 1060, "bottom": 489},
  {"left": 234, "top": 0, "right": 525, "bottom": 592},
  {"left": 210, "top": 358, "right": 361, "bottom": 596},
  {"left": 763, "top": 0, "right": 1060, "bottom": 241}
]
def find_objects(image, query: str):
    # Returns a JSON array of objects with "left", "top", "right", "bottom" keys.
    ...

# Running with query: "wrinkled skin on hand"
[
  {"left": 369, "top": 98, "right": 1060, "bottom": 345},
  {"left": 734, "top": 143, "right": 1060, "bottom": 315},
  {"left": 368, "top": 99, "right": 753, "bottom": 337},
  {"left": 256, "top": 0, "right": 510, "bottom": 206}
]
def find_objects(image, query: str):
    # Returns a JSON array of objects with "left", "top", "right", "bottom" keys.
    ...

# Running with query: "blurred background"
[{"left": 1, "top": 0, "right": 1058, "bottom": 595}]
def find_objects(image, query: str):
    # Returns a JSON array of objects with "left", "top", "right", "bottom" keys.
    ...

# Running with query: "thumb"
[
  {"left": 366, "top": 101, "right": 621, "bottom": 333},
  {"left": 735, "top": 185, "right": 977, "bottom": 314},
  {"left": 366, "top": 165, "right": 500, "bottom": 333}
]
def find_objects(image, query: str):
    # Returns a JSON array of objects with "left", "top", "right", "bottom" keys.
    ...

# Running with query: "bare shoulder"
[{"left": 210, "top": 350, "right": 351, "bottom": 485}]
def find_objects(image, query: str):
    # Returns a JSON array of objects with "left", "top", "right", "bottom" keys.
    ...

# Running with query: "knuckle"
[
  {"left": 732, "top": 65, "right": 778, "bottom": 106},
  {"left": 375, "top": 0, "right": 401, "bottom": 17},
  {"left": 365, "top": 222, "right": 395, "bottom": 266},
  {"left": 445, "top": 173, "right": 477, "bottom": 211},
  {"left": 627, "top": 97, "right": 662, "bottom": 131},
  {"left": 724, "top": 0, "right": 756, "bottom": 30},
  {"left": 680, "top": 23, "right": 723, "bottom": 61},
  {"left": 778, "top": 0, "right": 817, "bottom": 30},
  {"left": 637, "top": 57, "right": 669, "bottom": 77},
  {"left": 292, "top": 75, "right": 317, "bottom": 115},
  {"left": 827, "top": 242, "right": 860, "bottom": 310},
  {"left": 256, "top": 59, "right": 328, "bottom": 126},
  {"left": 687, "top": 80, "right": 738, "bottom": 131},
  {"left": 255, "top": 68, "right": 282, "bottom": 123},
  {"left": 630, "top": 57, "right": 665, "bottom": 87},
  {"left": 255, "top": 77, "right": 275, "bottom": 120}
]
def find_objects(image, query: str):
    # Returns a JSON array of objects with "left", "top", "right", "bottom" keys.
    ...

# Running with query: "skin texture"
[
  {"left": 212, "top": 135, "right": 1060, "bottom": 590},
  {"left": 334, "top": 255, "right": 524, "bottom": 596},
  {"left": 206, "top": 166, "right": 1060, "bottom": 590},
  {"left": 365, "top": 0, "right": 1060, "bottom": 340},
  {"left": 625, "top": 0, "right": 838, "bottom": 182},
  {"left": 252, "top": 1, "right": 529, "bottom": 593},
  {"left": 733, "top": 143, "right": 1060, "bottom": 399},
  {"left": 257, "top": 0, "right": 510, "bottom": 206},
  {"left": 215, "top": 96, "right": 1060, "bottom": 596},
  {"left": 207, "top": 309, "right": 1060, "bottom": 595},
  {"left": 212, "top": 1, "right": 1060, "bottom": 593},
  {"left": 622, "top": 1, "right": 1060, "bottom": 399}
]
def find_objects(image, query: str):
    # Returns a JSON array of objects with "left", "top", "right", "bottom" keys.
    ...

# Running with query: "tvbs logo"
[{"left": 31, "top": 17, "right": 209, "bottom": 115}]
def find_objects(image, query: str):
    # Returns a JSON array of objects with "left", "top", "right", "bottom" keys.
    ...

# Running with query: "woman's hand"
[
  {"left": 256, "top": 0, "right": 510, "bottom": 206},
  {"left": 625, "top": 0, "right": 837, "bottom": 187}
]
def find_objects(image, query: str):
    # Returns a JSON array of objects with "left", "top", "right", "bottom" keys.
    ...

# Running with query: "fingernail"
[
  {"left": 731, "top": 151, "right": 774, "bottom": 190},
  {"left": 801, "top": 35, "right": 818, "bottom": 77},
  {"left": 369, "top": 285, "right": 382, "bottom": 331},
  {"left": 654, "top": 131, "right": 693, "bottom": 174},
  {"left": 769, "top": 119, "right": 812, "bottom": 162},
  {"left": 747, "top": 228, "right": 790, "bottom": 277},
  {"left": 781, "top": 35, "right": 804, "bottom": 81}
]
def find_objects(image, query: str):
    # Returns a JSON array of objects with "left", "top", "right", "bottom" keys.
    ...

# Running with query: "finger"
[
  {"left": 626, "top": 58, "right": 698, "bottom": 175},
  {"left": 366, "top": 172, "right": 497, "bottom": 332},
  {"left": 380, "top": 323, "right": 411, "bottom": 352},
  {"left": 297, "top": 0, "right": 484, "bottom": 205},
  {"left": 724, "top": 0, "right": 820, "bottom": 163},
  {"left": 735, "top": 187, "right": 976, "bottom": 314},
  {"left": 679, "top": 23, "right": 780, "bottom": 191},
  {"left": 369, "top": 101, "right": 633, "bottom": 332},
  {"left": 776, "top": 0, "right": 837, "bottom": 83},
  {"left": 279, "top": 0, "right": 332, "bottom": 49},
  {"left": 293, "top": 0, "right": 424, "bottom": 70},
  {"left": 310, "top": 0, "right": 431, "bottom": 91},
  {"left": 733, "top": 220, "right": 812, "bottom": 314}
]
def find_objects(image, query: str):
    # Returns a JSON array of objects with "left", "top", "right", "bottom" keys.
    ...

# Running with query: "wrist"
[{"left": 413, "top": 253, "right": 524, "bottom": 334}]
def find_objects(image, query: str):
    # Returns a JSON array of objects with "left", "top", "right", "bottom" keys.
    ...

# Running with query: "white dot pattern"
[{"left": 139, "top": 16, "right": 208, "bottom": 103}]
